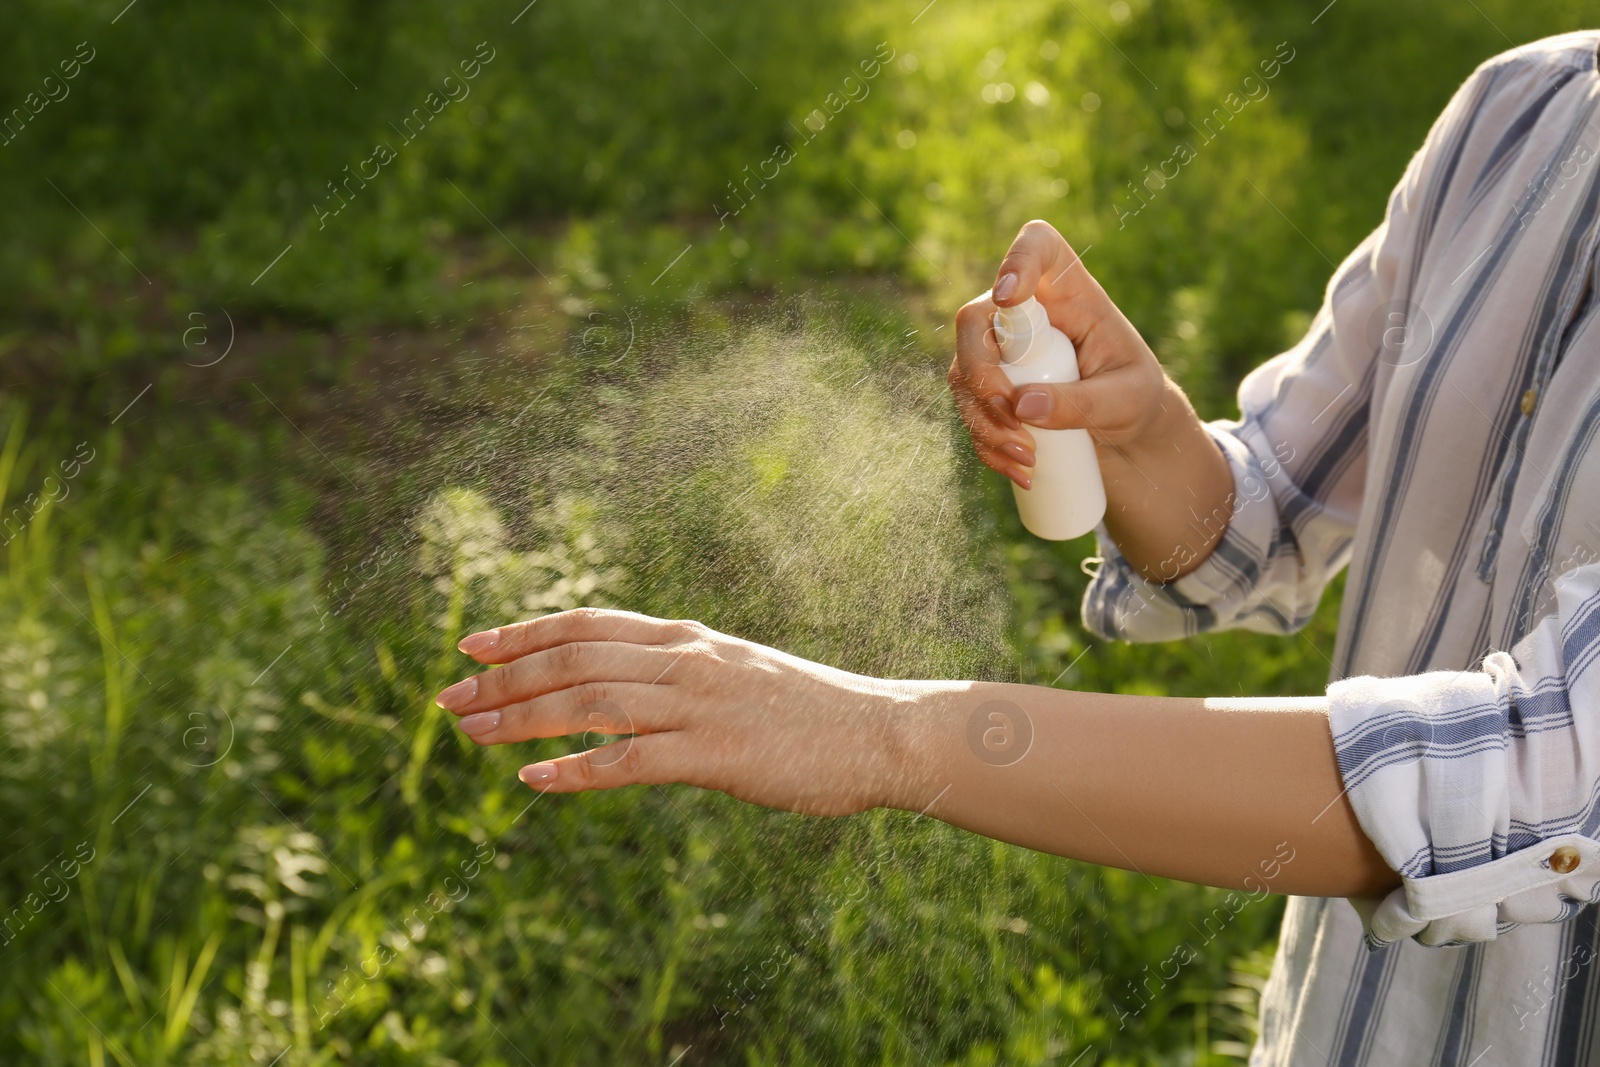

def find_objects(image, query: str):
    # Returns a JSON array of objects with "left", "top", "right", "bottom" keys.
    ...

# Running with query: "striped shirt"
[{"left": 1082, "top": 31, "right": 1600, "bottom": 1065}]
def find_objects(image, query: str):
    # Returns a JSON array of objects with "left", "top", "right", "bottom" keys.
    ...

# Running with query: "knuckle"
[
  {"left": 583, "top": 684, "right": 634, "bottom": 733},
  {"left": 955, "top": 293, "right": 995, "bottom": 327},
  {"left": 666, "top": 645, "right": 714, "bottom": 680},
  {"left": 553, "top": 640, "right": 587, "bottom": 674},
  {"left": 565, "top": 753, "right": 595, "bottom": 788},
  {"left": 504, "top": 660, "right": 541, "bottom": 701},
  {"left": 671, "top": 618, "right": 707, "bottom": 639},
  {"left": 475, "top": 665, "right": 506, "bottom": 704},
  {"left": 619, "top": 739, "right": 647, "bottom": 777},
  {"left": 573, "top": 679, "right": 613, "bottom": 708},
  {"left": 1068, "top": 385, "right": 1094, "bottom": 422},
  {"left": 1047, "top": 381, "right": 1082, "bottom": 422}
]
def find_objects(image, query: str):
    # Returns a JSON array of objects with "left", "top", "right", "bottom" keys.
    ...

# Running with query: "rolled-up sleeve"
[{"left": 1329, "top": 562, "right": 1600, "bottom": 947}]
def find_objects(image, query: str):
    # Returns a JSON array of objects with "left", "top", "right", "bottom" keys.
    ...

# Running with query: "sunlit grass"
[
  {"left": 2, "top": 0, "right": 1590, "bottom": 1060},
  {"left": 0, "top": 305, "right": 1312, "bottom": 1064}
]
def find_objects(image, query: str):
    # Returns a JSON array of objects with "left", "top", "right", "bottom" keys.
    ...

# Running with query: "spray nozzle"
[{"left": 992, "top": 297, "right": 1053, "bottom": 365}]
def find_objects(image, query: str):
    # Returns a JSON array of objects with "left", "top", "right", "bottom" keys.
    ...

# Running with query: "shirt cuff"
[
  {"left": 1167, "top": 423, "right": 1281, "bottom": 605},
  {"left": 1080, "top": 423, "right": 1282, "bottom": 642},
  {"left": 1328, "top": 669, "right": 1600, "bottom": 947}
]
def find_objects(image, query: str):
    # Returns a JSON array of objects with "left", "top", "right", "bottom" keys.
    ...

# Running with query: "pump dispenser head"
[{"left": 992, "top": 297, "right": 1054, "bottom": 366}]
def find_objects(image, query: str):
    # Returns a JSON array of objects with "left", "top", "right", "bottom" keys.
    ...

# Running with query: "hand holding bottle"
[
  {"left": 949, "top": 220, "right": 1233, "bottom": 577},
  {"left": 949, "top": 220, "right": 1170, "bottom": 483}
]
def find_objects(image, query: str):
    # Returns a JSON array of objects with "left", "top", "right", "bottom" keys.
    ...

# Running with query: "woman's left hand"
[{"left": 435, "top": 608, "right": 916, "bottom": 816}]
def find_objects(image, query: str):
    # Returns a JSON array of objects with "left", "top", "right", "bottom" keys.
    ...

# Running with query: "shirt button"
[
  {"left": 1550, "top": 845, "right": 1581, "bottom": 874},
  {"left": 1522, "top": 388, "right": 1538, "bottom": 416}
]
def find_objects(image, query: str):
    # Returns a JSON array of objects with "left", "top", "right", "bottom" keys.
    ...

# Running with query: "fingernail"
[
  {"left": 458, "top": 630, "right": 500, "bottom": 656},
  {"left": 436, "top": 677, "right": 478, "bottom": 710},
  {"left": 458, "top": 711, "right": 500, "bottom": 737},
  {"left": 1002, "top": 442, "right": 1035, "bottom": 467},
  {"left": 993, "top": 272, "right": 1018, "bottom": 302},
  {"left": 1011, "top": 468, "right": 1033, "bottom": 490},
  {"left": 519, "top": 762, "right": 558, "bottom": 787},
  {"left": 1015, "top": 391, "right": 1051, "bottom": 421}
]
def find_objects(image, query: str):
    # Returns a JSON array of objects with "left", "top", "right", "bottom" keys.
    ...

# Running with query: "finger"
[
  {"left": 952, "top": 296, "right": 1022, "bottom": 431},
  {"left": 951, "top": 379, "right": 1025, "bottom": 444},
  {"left": 991, "top": 219, "right": 1113, "bottom": 338},
  {"left": 1012, "top": 363, "right": 1151, "bottom": 435},
  {"left": 436, "top": 639, "right": 691, "bottom": 714},
  {"left": 975, "top": 445, "right": 1033, "bottom": 489},
  {"left": 958, "top": 396, "right": 1033, "bottom": 454},
  {"left": 981, "top": 436, "right": 1036, "bottom": 469},
  {"left": 457, "top": 607, "right": 694, "bottom": 663},
  {"left": 456, "top": 681, "right": 679, "bottom": 746},
  {"left": 517, "top": 731, "right": 696, "bottom": 794}
]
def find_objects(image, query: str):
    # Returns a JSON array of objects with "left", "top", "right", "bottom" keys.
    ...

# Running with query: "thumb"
[{"left": 1013, "top": 376, "right": 1121, "bottom": 435}]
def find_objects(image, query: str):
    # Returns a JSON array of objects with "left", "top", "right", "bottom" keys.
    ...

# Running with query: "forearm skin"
[
  {"left": 885, "top": 681, "right": 1398, "bottom": 900},
  {"left": 1098, "top": 378, "right": 1235, "bottom": 583}
]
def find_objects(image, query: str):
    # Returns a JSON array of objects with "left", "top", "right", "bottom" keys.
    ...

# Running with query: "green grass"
[
  {"left": 0, "top": 322, "right": 1310, "bottom": 1064},
  {"left": 1, "top": 0, "right": 1593, "bottom": 1062}
]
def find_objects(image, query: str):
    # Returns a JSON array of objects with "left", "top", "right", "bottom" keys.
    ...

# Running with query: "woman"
[{"left": 439, "top": 31, "right": 1600, "bottom": 1064}]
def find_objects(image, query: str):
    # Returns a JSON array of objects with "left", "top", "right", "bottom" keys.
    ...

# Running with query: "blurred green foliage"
[
  {"left": 3, "top": 0, "right": 1588, "bottom": 399},
  {"left": 1, "top": 0, "right": 1592, "bottom": 1063}
]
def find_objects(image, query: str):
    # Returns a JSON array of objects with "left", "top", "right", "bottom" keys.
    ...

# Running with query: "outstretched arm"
[{"left": 438, "top": 608, "right": 1397, "bottom": 899}]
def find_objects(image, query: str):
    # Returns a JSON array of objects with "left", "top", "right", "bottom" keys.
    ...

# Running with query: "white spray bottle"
[{"left": 993, "top": 297, "right": 1107, "bottom": 540}]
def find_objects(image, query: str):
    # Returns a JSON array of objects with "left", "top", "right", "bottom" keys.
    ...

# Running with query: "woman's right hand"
[
  {"left": 952, "top": 219, "right": 1234, "bottom": 583},
  {"left": 948, "top": 219, "right": 1171, "bottom": 488}
]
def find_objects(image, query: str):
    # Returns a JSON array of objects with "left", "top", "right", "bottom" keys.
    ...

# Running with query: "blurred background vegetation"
[{"left": 1, "top": 0, "right": 1591, "bottom": 1063}]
